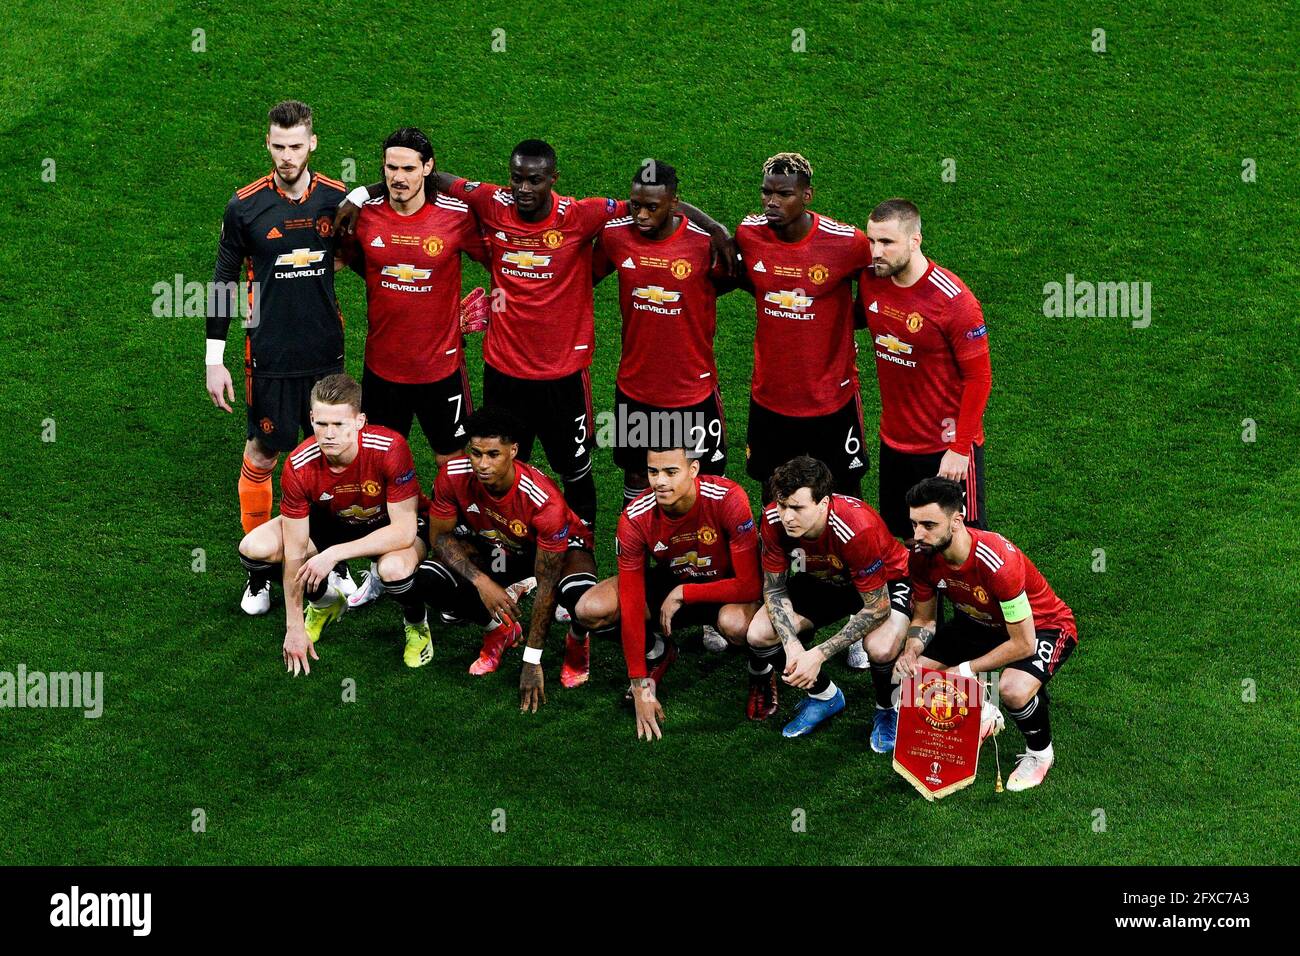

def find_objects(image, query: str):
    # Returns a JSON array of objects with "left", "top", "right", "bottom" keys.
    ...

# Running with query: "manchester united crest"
[
  {"left": 542, "top": 229, "right": 564, "bottom": 249},
  {"left": 808, "top": 263, "right": 829, "bottom": 284},
  {"left": 316, "top": 216, "right": 333, "bottom": 238},
  {"left": 697, "top": 525, "right": 717, "bottom": 545},
  {"left": 422, "top": 235, "right": 444, "bottom": 257},
  {"left": 972, "top": 585, "right": 989, "bottom": 604},
  {"left": 361, "top": 479, "right": 381, "bottom": 496},
  {"left": 907, "top": 312, "right": 925, "bottom": 333},
  {"left": 510, "top": 519, "right": 528, "bottom": 537},
  {"left": 915, "top": 675, "right": 971, "bottom": 731},
  {"left": 670, "top": 258, "right": 692, "bottom": 280},
  {"left": 259, "top": 417, "right": 275, "bottom": 434}
]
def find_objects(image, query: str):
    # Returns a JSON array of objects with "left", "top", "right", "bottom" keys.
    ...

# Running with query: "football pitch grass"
[{"left": 1, "top": 1, "right": 1295, "bottom": 865}]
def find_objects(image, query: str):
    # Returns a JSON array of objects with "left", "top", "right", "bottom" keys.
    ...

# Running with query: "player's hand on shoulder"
[
  {"left": 333, "top": 197, "right": 362, "bottom": 237},
  {"left": 205, "top": 363, "right": 234, "bottom": 413},
  {"left": 711, "top": 234, "right": 741, "bottom": 279},
  {"left": 283, "top": 628, "right": 318, "bottom": 676},
  {"left": 519, "top": 662, "right": 546, "bottom": 713}
]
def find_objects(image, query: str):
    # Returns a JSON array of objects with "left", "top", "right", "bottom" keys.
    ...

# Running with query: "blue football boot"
[
  {"left": 781, "top": 688, "right": 846, "bottom": 738},
  {"left": 870, "top": 707, "right": 898, "bottom": 753}
]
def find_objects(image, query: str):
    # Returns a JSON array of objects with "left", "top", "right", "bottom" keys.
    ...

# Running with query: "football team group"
[{"left": 204, "top": 101, "right": 1079, "bottom": 790}]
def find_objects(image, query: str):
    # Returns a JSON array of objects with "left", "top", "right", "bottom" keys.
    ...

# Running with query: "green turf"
[{"left": 1, "top": 0, "right": 1296, "bottom": 865}]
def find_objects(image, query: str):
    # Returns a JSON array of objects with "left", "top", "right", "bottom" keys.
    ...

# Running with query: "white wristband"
[
  {"left": 346, "top": 185, "right": 372, "bottom": 207},
  {"left": 956, "top": 661, "right": 975, "bottom": 679},
  {"left": 522, "top": 646, "right": 543, "bottom": 665},
  {"left": 205, "top": 338, "right": 226, "bottom": 365}
]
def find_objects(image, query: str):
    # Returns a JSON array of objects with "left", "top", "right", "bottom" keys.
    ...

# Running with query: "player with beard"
[
  {"left": 734, "top": 153, "right": 873, "bottom": 505},
  {"left": 898, "top": 478, "right": 1078, "bottom": 790},
  {"left": 857, "top": 199, "right": 992, "bottom": 538},
  {"left": 334, "top": 127, "right": 490, "bottom": 611},
  {"left": 334, "top": 142, "right": 735, "bottom": 533},
  {"left": 417, "top": 408, "right": 600, "bottom": 711},
  {"left": 574, "top": 446, "right": 761, "bottom": 740},
  {"left": 206, "top": 100, "right": 355, "bottom": 615},
  {"left": 748, "top": 457, "right": 913, "bottom": 746}
]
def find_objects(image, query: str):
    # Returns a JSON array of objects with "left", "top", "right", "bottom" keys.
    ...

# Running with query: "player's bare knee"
[
  {"left": 716, "top": 605, "right": 753, "bottom": 644},
  {"left": 747, "top": 612, "right": 778, "bottom": 649},
  {"left": 575, "top": 588, "right": 615, "bottom": 630},
  {"left": 244, "top": 438, "right": 279, "bottom": 471},
  {"left": 999, "top": 672, "right": 1037, "bottom": 710},
  {"left": 377, "top": 550, "right": 415, "bottom": 582},
  {"left": 239, "top": 521, "right": 281, "bottom": 562}
]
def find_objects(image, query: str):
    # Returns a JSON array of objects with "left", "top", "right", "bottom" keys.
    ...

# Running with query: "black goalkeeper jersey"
[{"left": 208, "top": 169, "right": 347, "bottom": 378}]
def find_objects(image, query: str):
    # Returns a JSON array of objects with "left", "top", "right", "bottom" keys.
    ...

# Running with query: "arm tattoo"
[
  {"left": 906, "top": 624, "right": 936, "bottom": 649},
  {"left": 433, "top": 533, "right": 484, "bottom": 585},
  {"left": 763, "top": 569, "right": 802, "bottom": 650},
  {"left": 816, "top": 586, "right": 892, "bottom": 659},
  {"left": 526, "top": 548, "right": 565, "bottom": 650}
]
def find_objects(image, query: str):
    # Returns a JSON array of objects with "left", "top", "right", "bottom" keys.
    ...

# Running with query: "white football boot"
[
  {"left": 346, "top": 561, "right": 385, "bottom": 610},
  {"left": 845, "top": 638, "right": 869, "bottom": 670},
  {"left": 241, "top": 577, "right": 272, "bottom": 616},
  {"left": 330, "top": 564, "right": 358, "bottom": 600},
  {"left": 701, "top": 625, "right": 728, "bottom": 653},
  {"left": 1006, "top": 747, "right": 1055, "bottom": 791}
]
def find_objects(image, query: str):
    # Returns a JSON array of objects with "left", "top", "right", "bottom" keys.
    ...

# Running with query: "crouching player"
[
  {"left": 748, "top": 456, "right": 913, "bottom": 745},
  {"left": 575, "top": 446, "right": 762, "bottom": 740},
  {"left": 896, "top": 477, "right": 1079, "bottom": 790},
  {"left": 238, "top": 373, "right": 432, "bottom": 676},
  {"left": 416, "top": 408, "right": 598, "bottom": 712}
]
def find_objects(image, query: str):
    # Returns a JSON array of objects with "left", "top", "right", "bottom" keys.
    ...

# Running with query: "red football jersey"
[
  {"left": 859, "top": 260, "right": 989, "bottom": 454},
  {"left": 736, "top": 213, "right": 872, "bottom": 416},
  {"left": 430, "top": 456, "right": 592, "bottom": 555},
  {"left": 279, "top": 426, "right": 424, "bottom": 532},
  {"left": 617, "top": 476, "right": 758, "bottom": 585},
  {"left": 446, "top": 179, "right": 627, "bottom": 379},
  {"left": 909, "top": 528, "right": 1077, "bottom": 637},
  {"left": 593, "top": 215, "right": 722, "bottom": 407},
  {"left": 342, "top": 194, "right": 487, "bottom": 384},
  {"left": 760, "top": 494, "right": 909, "bottom": 593}
]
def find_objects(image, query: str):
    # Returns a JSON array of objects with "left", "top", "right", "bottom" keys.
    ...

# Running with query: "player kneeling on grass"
[
  {"left": 575, "top": 446, "right": 762, "bottom": 740},
  {"left": 748, "top": 456, "right": 913, "bottom": 744},
  {"left": 238, "top": 373, "right": 432, "bottom": 676},
  {"left": 416, "top": 408, "right": 599, "bottom": 712},
  {"left": 895, "top": 477, "right": 1080, "bottom": 791}
]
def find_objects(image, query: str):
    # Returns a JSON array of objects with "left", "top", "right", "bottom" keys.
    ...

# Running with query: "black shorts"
[
  {"left": 643, "top": 563, "right": 725, "bottom": 631},
  {"left": 246, "top": 368, "right": 341, "bottom": 453},
  {"left": 878, "top": 439, "right": 986, "bottom": 539},
  {"left": 923, "top": 612, "right": 1076, "bottom": 684},
  {"left": 423, "top": 536, "right": 589, "bottom": 625},
  {"left": 746, "top": 394, "right": 868, "bottom": 492},
  {"left": 308, "top": 505, "right": 428, "bottom": 553},
  {"left": 611, "top": 384, "right": 727, "bottom": 475},
  {"left": 785, "top": 575, "right": 912, "bottom": 630},
  {"left": 361, "top": 364, "right": 473, "bottom": 456},
  {"left": 483, "top": 363, "right": 594, "bottom": 483}
]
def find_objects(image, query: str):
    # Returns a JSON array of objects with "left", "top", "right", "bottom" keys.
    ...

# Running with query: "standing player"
[
  {"left": 592, "top": 160, "right": 735, "bottom": 505},
  {"left": 335, "top": 141, "right": 733, "bottom": 531},
  {"left": 417, "top": 408, "right": 600, "bottom": 711},
  {"left": 335, "top": 128, "right": 489, "bottom": 609},
  {"left": 897, "top": 478, "right": 1078, "bottom": 790},
  {"left": 747, "top": 457, "right": 913, "bottom": 747},
  {"left": 858, "top": 199, "right": 992, "bottom": 538},
  {"left": 205, "top": 100, "right": 353, "bottom": 614},
  {"left": 574, "top": 446, "right": 762, "bottom": 740},
  {"left": 237, "top": 374, "right": 434, "bottom": 675},
  {"left": 735, "top": 153, "right": 873, "bottom": 504}
]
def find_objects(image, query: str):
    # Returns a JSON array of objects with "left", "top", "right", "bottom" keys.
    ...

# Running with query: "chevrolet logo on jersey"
[
  {"left": 764, "top": 290, "right": 813, "bottom": 310},
  {"left": 336, "top": 504, "right": 381, "bottom": 522},
  {"left": 502, "top": 251, "right": 552, "bottom": 269},
  {"left": 632, "top": 285, "right": 681, "bottom": 304},
  {"left": 874, "top": 333, "right": 913, "bottom": 355},
  {"left": 275, "top": 248, "right": 326, "bottom": 268},
  {"left": 381, "top": 263, "right": 433, "bottom": 282}
]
